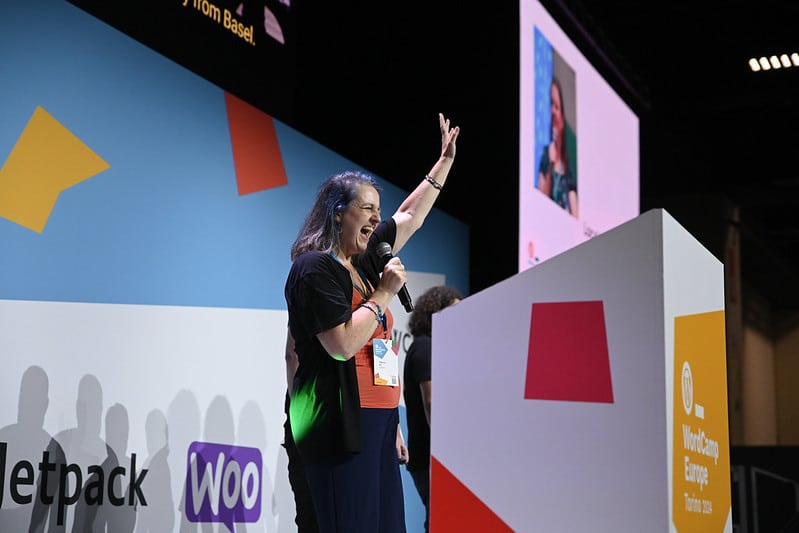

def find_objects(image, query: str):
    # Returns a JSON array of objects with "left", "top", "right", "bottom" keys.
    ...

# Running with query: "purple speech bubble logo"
[{"left": 185, "top": 441, "right": 262, "bottom": 533}]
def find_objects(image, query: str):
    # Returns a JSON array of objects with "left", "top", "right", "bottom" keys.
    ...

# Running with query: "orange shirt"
[{"left": 351, "top": 287, "right": 401, "bottom": 408}]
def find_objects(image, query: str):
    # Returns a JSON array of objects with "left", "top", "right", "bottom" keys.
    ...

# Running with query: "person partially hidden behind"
[
  {"left": 283, "top": 332, "right": 319, "bottom": 533},
  {"left": 284, "top": 113, "right": 459, "bottom": 532},
  {"left": 403, "top": 285, "right": 462, "bottom": 533},
  {"left": 538, "top": 76, "right": 578, "bottom": 218}
]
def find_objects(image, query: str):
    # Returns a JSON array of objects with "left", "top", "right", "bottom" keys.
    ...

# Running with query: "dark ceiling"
[
  {"left": 71, "top": 0, "right": 799, "bottom": 319},
  {"left": 287, "top": 0, "right": 799, "bottom": 320}
]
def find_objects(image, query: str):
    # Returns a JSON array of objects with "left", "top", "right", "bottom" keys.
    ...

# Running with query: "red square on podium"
[{"left": 525, "top": 300, "right": 614, "bottom": 403}]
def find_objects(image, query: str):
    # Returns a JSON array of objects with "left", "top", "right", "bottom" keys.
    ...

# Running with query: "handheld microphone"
[{"left": 376, "top": 242, "right": 414, "bottom": 312}]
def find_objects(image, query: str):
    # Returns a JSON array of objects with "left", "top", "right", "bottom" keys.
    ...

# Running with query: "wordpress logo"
[
  {"left": 681, "top": 361, "right": 694, "bottom": 416},
  {"left": 185, "top": 441, "right": 262, "bottom": 532}
]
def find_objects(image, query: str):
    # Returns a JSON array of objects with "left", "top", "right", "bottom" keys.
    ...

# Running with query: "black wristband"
[{"left": 425, "top": 175, "right": 443, "bottom": 190}]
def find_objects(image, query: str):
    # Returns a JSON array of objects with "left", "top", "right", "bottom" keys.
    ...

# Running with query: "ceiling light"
[{"left": 749, "top": 51, "right": 799, "bottom": 72}]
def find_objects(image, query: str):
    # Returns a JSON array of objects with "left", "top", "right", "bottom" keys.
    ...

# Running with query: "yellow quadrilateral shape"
[
  {"left": 0, "top": 106, "right": 110, "bottom": 232},
  {"left": 672, "top": 310, "right": 731, "bottom": 532}
]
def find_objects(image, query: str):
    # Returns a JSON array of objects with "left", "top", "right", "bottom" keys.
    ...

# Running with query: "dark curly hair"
[{"left": 407, "top": 285, "right": 463, "bottom": 337}]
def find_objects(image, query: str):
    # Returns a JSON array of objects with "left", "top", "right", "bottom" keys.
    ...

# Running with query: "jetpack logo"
[
  {"left": 0, "top": 440, "right": 147, "bottom": 526},
  {"left": 185, "top": 441, "right": 262, "bottom": 532}
]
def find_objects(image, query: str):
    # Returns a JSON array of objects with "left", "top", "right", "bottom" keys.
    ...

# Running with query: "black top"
[
  {"left": 403, "top": 334, "right": 431, "bottom": 471},
  {"left": 284, "top": 218, "right": 396, "bottom": 463}
]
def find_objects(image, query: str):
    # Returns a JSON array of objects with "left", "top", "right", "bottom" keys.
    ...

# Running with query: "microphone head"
[{"left": 376, "top": 242, "right": 393, "bottom": 259}]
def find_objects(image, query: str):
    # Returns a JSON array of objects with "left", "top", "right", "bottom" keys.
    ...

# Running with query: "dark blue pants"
[{"left": 304, "top": 407, "right": 406, "bottom": 533}]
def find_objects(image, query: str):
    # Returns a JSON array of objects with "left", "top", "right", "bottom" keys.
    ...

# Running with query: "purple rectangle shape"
[{"left": 185, "top": 441, "right": 262, "bottom": 532}]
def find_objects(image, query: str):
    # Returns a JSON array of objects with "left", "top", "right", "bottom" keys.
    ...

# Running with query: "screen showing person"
[
  {"left": 519, "top": 0, "right": 640, "bottom": 273},
  {"left": 535, "top": 34, "right": 578, "bottom": 218}
]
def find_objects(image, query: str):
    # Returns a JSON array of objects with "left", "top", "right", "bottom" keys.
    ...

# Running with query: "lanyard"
[{"left": 330, "top": 252, "right": 372, "bottom": 299}]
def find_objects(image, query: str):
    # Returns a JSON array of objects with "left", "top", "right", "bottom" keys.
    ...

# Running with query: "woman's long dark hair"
[
  {"left": 551, "top": 76, "right": 570, "bottom": 173},
  {"left": 408, "top": 285, "right": 463, "bottom": 337},
  {"left": 290, "top": 171, "right": 381, "bottom": 261}
]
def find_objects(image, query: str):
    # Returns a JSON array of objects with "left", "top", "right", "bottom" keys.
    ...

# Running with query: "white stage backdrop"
[{"left": 0, "top": 270, "right": 447, "bottom": 532}]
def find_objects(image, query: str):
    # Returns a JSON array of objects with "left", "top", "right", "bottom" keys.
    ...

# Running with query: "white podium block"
[{"left": 431, "top": 209, "right": 731, "bottom": 532}]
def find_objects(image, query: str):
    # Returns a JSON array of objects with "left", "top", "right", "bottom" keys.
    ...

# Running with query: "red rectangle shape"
[{"left": 525, "top": 300, "right": 614, "bottom": 403}]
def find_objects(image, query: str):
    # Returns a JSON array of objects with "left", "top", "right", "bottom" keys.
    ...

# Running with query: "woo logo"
[{"left": 185, "top": 441, "right": 262, "bottom": 532}]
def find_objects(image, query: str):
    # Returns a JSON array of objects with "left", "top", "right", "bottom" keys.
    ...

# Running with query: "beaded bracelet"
[
  {"left": 359, "top": 302, "right": 380, "bottom": 323},
  {"left": 360, "top": 299, "right": 387, "bottom": 330},
  {"left": 425, "top": 175, "right": 443, "bottom": 191},
  {"left": 364, "top": 299, "right": 383, "bottom": 317}
]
